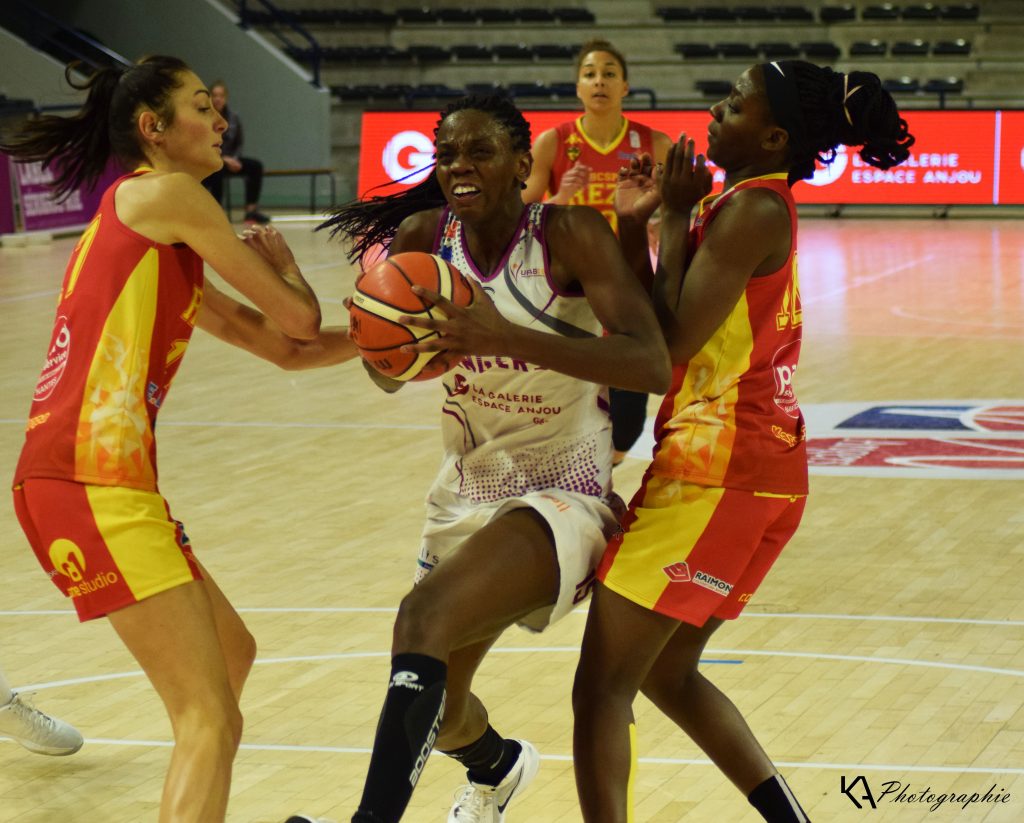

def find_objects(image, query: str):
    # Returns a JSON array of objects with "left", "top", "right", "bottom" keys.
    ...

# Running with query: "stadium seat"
[
  {"left": 850, "top": 40, "right": 888, "bottom": 56},
  {"left": 932, "top": 39, "right": 971, "bottom": 56},
  {"left": 939, "top": 3, "right": 979, "bottom": 19},
  {"left": 533, "top": 44, "right": 577, "bottom": 60},
  {"left": 819, "top": 4, "right": 857, "bottom": 22},
  {"left": 515, "top": 8, "right": 556, "bottom": 22},
  {"left": 476, "top": 8, "right": 518, "bottom": 23},
  {"left": 902, "top": 3, "right": 941, "bottom": 18},
  {"left": 696, "top": 79, "right": 733, "bottom": 96},
  {"left": 552, "top": 7, "right": 596, "bottom": 23},
  {"left": 924, "top": 76, "right": 963, "bottom": 93},
  {"left": 509, "top": 81, "right": 551, "bottom": 98},
  {"left": 675, "top": 43, "right": 718, "bottom": 59},
  {"left": 801, "top": 41, "right": 842, "bottom": 60},
  {"left": 657, "top": 7, "right": 701, "bottom": 22},
  {"left": 759, "top": 42, "right": 801, "bottom": 59},
  {"left": 696, "top": 6, "right": 737, "bottom": 21},
  {"left": 717, "top": 42, "right": 759, "bottom": 59},
  {"left": 891, "top": 39, "right": 930, "bottom": 56},
  {"left": 451, "top": 44, "right": 494, "bottom": 60},
  {"left": 407, "top": 45, "right": 451, "bottom": 62},
  {"left": 734, "top": 6, "right": 776, "bottom": 20},
  {"left": 774, "top": 6, "right": 816, "bottom": 21},
  {"left": 437, "top": 8, "right": 478, "bottom": 23},
  {"left": 883, "top": 76, "right": 921, "bottom": 93},
  {"left": 863, "top": 4, "right": 901, "bottom": 19},
  {"left": 492, "top": 43, "right": 534, "bottom": 60}
]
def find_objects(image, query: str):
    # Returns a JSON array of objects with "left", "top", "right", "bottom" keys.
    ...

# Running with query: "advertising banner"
[
  {"left": 359, "top": 109, "right": 1024, "bottom": 205},
  {"left": 0, "top": 156, "right": 14, "bottom": 234},
  {"left": 6, "top": 156, "right": 122, "bottom": 232}
]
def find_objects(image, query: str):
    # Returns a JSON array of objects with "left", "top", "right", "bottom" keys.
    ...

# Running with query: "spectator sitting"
[{"left": 204, "top": 80, "right": 270, "bottom": 224}]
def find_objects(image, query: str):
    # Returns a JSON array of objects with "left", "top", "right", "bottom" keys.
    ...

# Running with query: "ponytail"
[
  {"left": 761, "top": 61, "right": 915, "bottom": 185},
  {"left": 0, "top": 55, "right": 190, "bottom": 199}
]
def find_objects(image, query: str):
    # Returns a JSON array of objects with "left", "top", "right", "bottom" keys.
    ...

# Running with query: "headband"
[{"left": 760, "top": 61, "right": 808, "bottom": 149}]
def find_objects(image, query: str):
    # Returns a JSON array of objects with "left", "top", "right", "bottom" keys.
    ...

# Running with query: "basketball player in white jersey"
[{"left": 304, "top": 95, "right": 670, "bottom": 823}]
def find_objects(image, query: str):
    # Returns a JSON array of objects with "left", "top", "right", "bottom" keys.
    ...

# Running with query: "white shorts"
[{"left": 417, "top": 484, "right": 618, "bottom": 632}]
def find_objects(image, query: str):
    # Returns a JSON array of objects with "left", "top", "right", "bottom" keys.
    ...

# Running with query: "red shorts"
[
  {"left": 597, "top": 473, "right": 806, "bottom": 626},
  {"left": 13, "top": 479, "right": 202, "bottom": 622}
]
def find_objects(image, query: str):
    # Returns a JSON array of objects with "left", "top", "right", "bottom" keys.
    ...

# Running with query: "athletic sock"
[
  {"left": 748, "top": 774, "right": 810, "bottom": 822},
  {"left": 354, "top": 653, "right": 447, "bottom": 823},
  {"left": 441, "top": 724, "right": 521, "bottom": 786}
]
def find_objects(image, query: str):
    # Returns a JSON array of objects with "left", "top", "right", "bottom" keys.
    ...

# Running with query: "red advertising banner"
[
  {"left": 997, "top": 111, "right": 1024, "bottom": 205},
  {"left": 360, "top": 109, "right": 1023, "bottom": 205}
]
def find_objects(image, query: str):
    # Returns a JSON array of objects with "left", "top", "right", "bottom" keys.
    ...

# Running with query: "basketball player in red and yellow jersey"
[
  {"left": 572, "top": 62, "right": 915, "bottom": 822},
  {"left": 3, "top": 56, "right": 352, "bottom": 822},
  {"left": 525, "top": 39, "right": 674, "bottom": 467}
]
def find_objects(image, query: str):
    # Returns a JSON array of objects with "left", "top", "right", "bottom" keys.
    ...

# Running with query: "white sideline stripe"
[
  {"left": 15, "top": 646, "right": 1024, "bottom": 693},
  {"left": 1, "top": 736, "right": 1020, "bottom": 775}
]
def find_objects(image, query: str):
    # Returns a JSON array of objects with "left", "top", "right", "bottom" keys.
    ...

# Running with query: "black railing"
[
  {"left": 237, "top": 0, "right": 323, "bottom": 87},
  {"left": 0, "top": 0, "right": 129, "bottom": 71}
]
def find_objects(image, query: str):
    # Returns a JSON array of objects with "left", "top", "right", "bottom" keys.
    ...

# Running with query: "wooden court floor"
[{"left": 0, "top": 215, "right": 1022, "bottom": 822}]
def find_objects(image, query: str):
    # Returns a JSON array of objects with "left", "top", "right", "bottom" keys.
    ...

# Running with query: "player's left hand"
[
  {"left": 614, "top": 152, "right": 661, "bottom": 223},
  {"left": 398, "top": 279, "right": 510, "bottom": 357}
]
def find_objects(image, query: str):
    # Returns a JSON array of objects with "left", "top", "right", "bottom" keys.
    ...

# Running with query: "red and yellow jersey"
[
  {"left": 649, "top": 173, "right": 807, "bottom": 495},
  {"left": 13, "top": 168, "right": 204, "bottom": 491},
  {"left": 548, "top": 116, "right": 656, "bottom": 234}
]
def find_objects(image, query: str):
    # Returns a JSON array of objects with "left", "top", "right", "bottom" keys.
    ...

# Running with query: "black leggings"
[
  {"left": 203, "top": 156, "right": 264, "bottom": 206},
  {"left": 610, "top": 387, "right": 648, "bottom": 453}
]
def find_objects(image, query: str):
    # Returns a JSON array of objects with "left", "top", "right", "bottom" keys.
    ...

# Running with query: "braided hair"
[
  {"left": 761, "top": 61, "right": 915, "bottom": 185},
  {"left": 0, "top": 56, "right": 190, "bottom": 199},
  {"left": 318, "top": 94, "right": 531, "bottom": 264}
]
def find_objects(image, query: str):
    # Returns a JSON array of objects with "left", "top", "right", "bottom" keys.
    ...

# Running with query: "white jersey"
[{"left": 431, "top": 202, "right": 613, "bottom": 503}]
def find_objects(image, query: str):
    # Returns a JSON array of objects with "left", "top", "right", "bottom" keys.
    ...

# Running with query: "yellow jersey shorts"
[
  {"left": 598, "top": 473, "right": 806, "bottom": 626},
  {"left": 13, "top": 478, "right": 202, "bottom": 622}
]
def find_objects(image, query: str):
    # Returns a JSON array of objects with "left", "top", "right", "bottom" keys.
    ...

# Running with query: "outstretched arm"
[
  {"left": 119, "top": 172, "right": 321, "bottom": 339},
  {"left": 197, "top": 282, "right": 355, "bottom": 370}
]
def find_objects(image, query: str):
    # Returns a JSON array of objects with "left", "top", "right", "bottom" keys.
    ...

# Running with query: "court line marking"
[
  {"left": 4, "top": 607, "right": 1024, "bottom": 628},
  {"left": 15, "top": 645, "right": 1024, "bottom": 694},
  {"left": 0, "top": 288, "right": 61, "bottom": 304},
  {"left": 801, "top": 255, "right": 937, "bottom": 306},
  {"left": 1, "top": 736, "right": 1019, "bottom": 776},
  {"left": 890, "top": 305, "right": 1024, "bottom": 329}
]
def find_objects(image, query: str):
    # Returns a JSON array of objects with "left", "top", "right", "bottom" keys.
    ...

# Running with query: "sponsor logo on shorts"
[
  {"left": 48, "top": 538, "right": 86, "bottom": 582},
  {"left": 663, "top": 561, "right": 691, "bottom": 583},
  {"left": 390, "top": 671, "right": 425, "bottom": 692},
  {"left": 693, "top": 570, "right": 734, "bottom": 596},
  {"left": 25, "top": 412, "right": 51, "bottom": 432},
  {"left": 67, "top": 571, "right": 121, "bottom": 598}
]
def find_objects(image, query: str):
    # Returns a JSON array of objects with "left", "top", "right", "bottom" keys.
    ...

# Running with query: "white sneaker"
[
  {"left": 0, "top": 692, "right": 83, "bottom": 756},
  {"left": 448, "top": 740, "right": 540, "bottom": 822}
]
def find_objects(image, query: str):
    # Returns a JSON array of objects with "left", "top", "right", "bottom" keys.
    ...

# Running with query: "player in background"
[
  {"left": 524, "top": 39, "right": 673, "bottom": 467},
  {"left": 2, "top": 56, "right": 353, "bottom": 822},
  {"left": 571, "top": 61, "right": 914, "bottom": 822},
  {"left": 310, "top": 94, "right": 670, "bottom": 823}
]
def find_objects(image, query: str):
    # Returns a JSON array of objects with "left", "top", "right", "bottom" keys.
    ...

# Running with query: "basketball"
[{"left": 349, "top": 252, "right": 474, "bottom": 381}]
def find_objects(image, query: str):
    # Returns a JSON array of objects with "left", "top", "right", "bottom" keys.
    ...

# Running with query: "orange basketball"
[{"left": 349, "top": 252, "right": 474, "bottom": 381}]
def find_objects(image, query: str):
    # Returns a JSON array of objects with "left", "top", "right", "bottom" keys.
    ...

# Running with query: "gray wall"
[
  {"left": 16, "top": 0, "right": 332, "bottom": 207},
  {"left": 0, "top": 28, "right": 88, "bottom": 108}
]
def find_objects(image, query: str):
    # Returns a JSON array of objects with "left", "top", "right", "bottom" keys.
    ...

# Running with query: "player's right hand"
[
  {"left": 659, "top": 134, "right": 713, "bottom": 216},
  {"left": 557, "top": 162, "right": 592, "bottom": 202}
]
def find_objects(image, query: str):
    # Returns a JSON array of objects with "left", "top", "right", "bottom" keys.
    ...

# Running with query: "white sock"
[{"left": 0, "top": 667, "right": 15, "bottom": 704}]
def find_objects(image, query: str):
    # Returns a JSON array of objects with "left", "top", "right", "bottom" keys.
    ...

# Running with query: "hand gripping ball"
[{"left": 349, "top": 252, "right": 474, "bottom": 381}]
